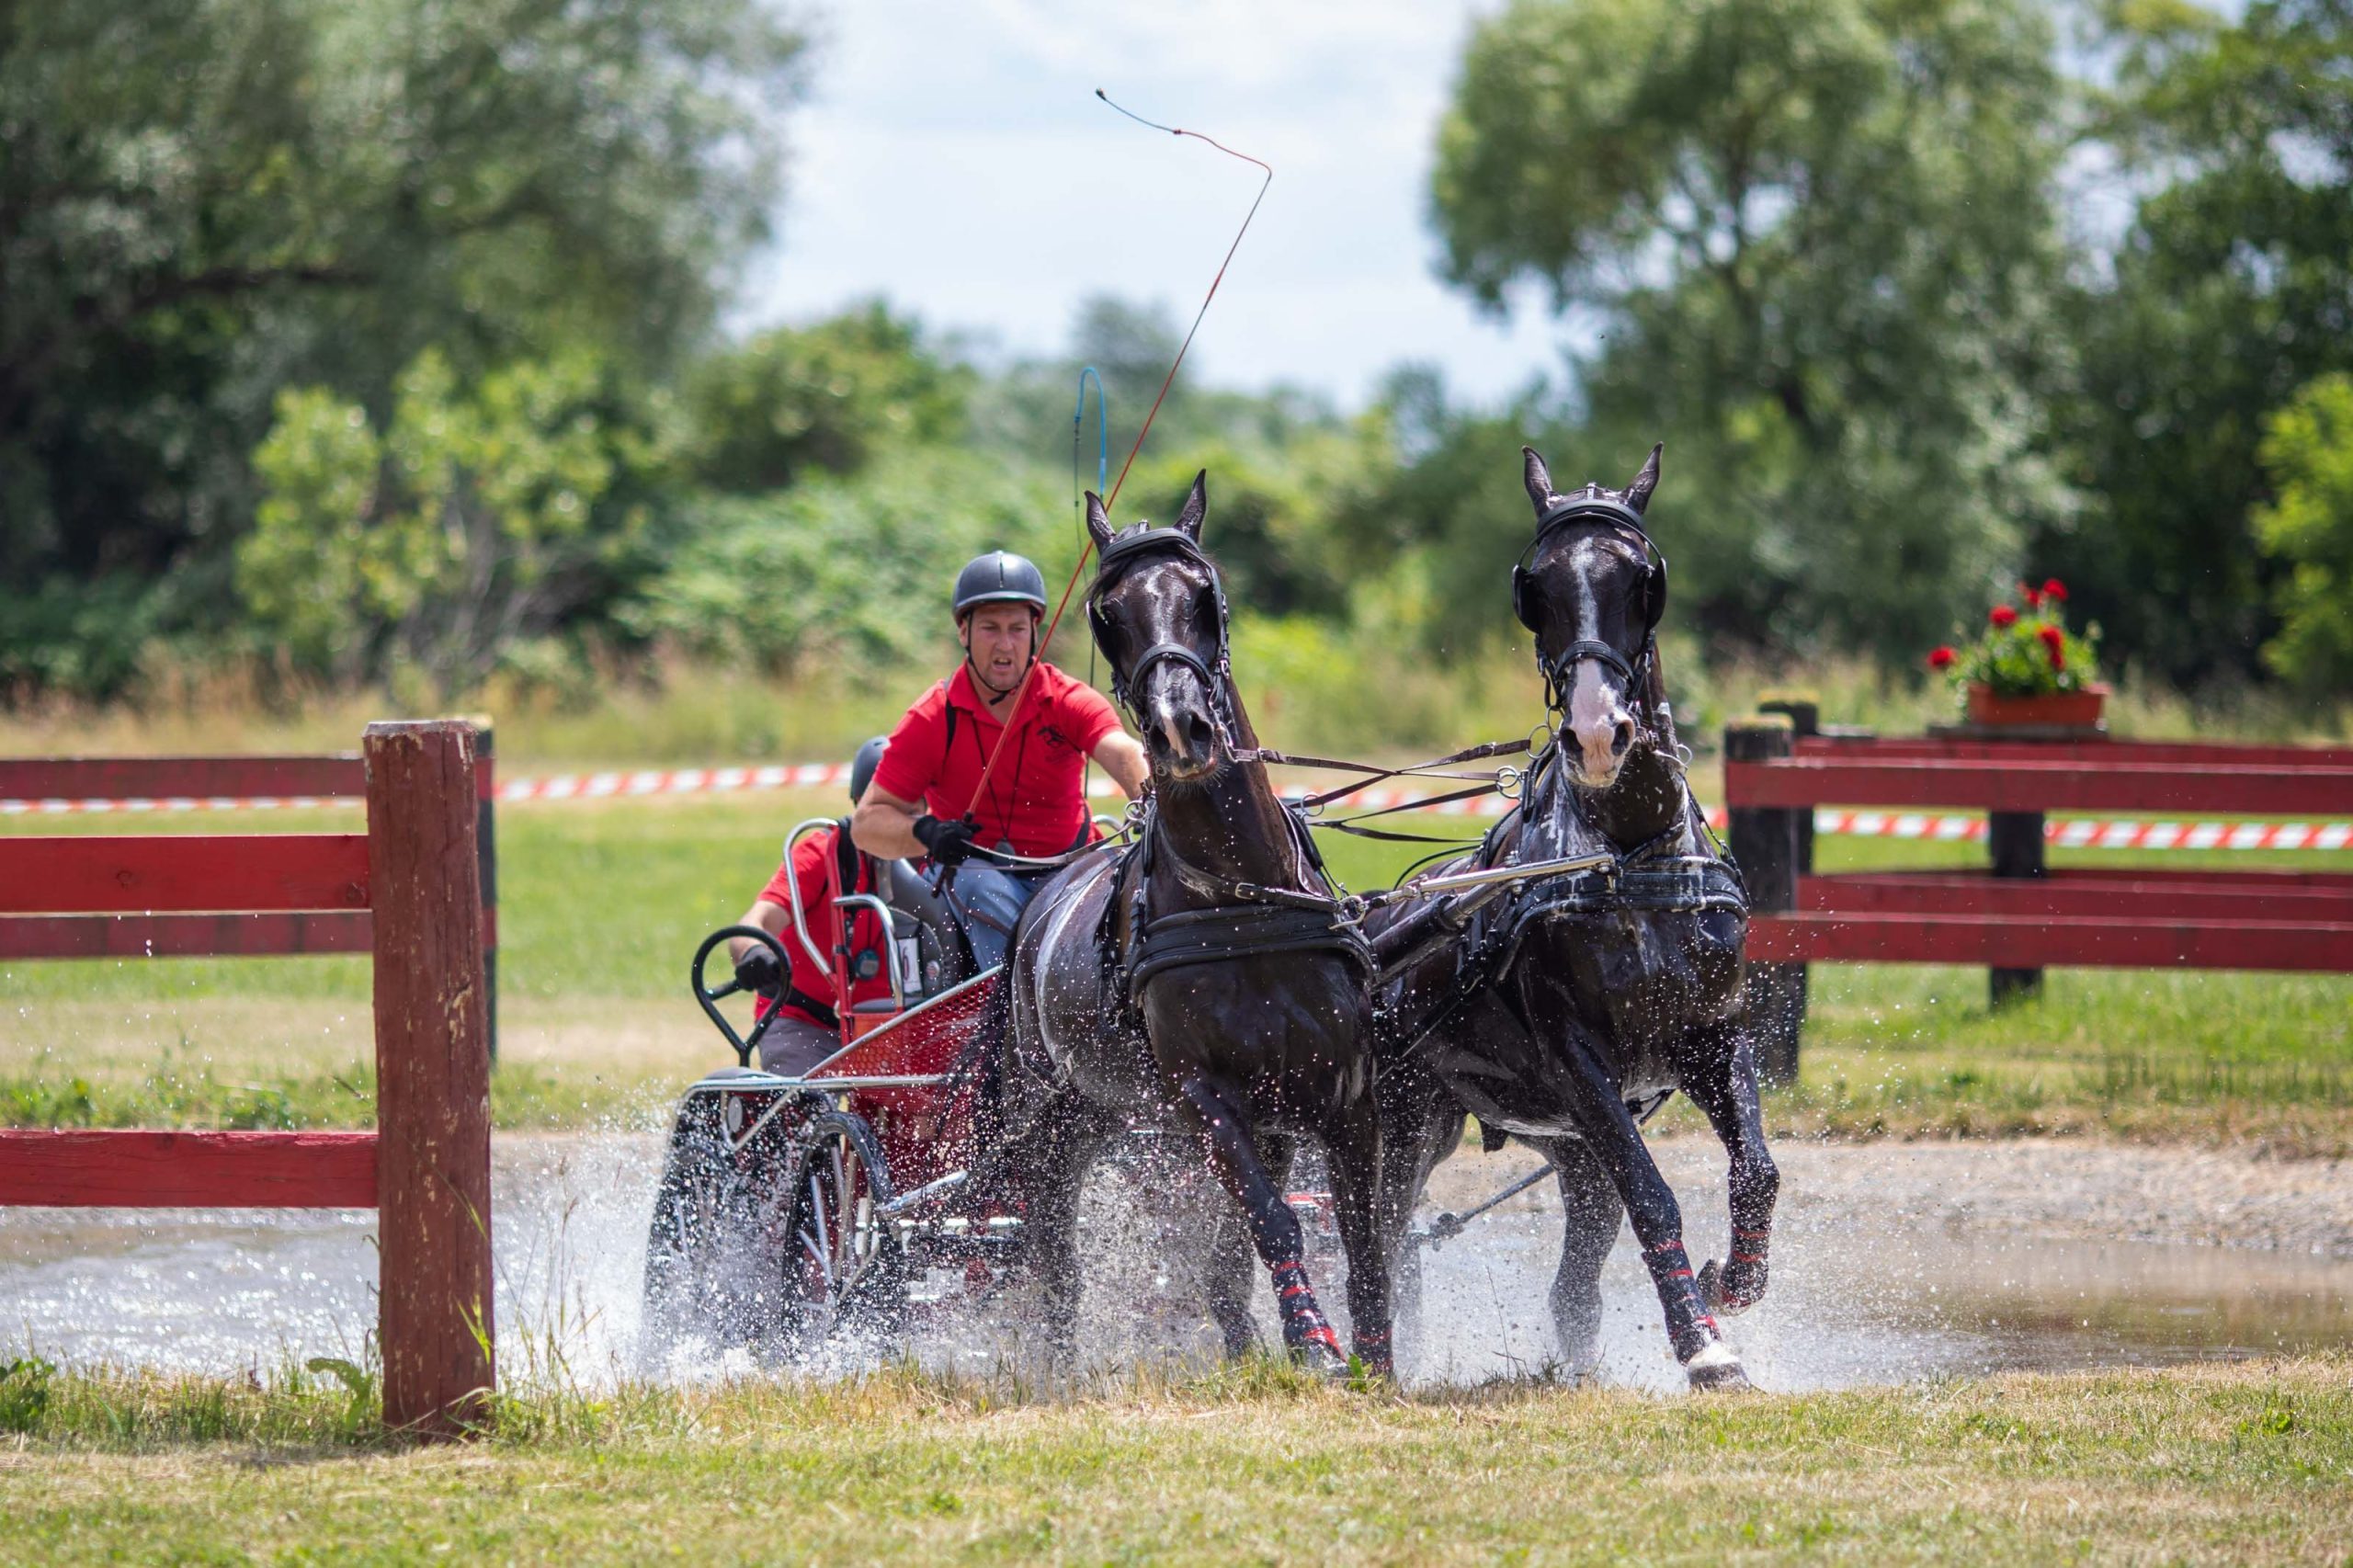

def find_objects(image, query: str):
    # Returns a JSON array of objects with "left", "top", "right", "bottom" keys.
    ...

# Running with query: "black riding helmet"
[
  {"left": 848, "top": 735, "right": 888, "bottom": 804},
  {"left": 952, "top": 551, "right": 1048, "bottom": 619}
]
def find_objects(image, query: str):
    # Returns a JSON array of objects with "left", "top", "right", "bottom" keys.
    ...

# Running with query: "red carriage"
[{"left": 642, "top": 816, "right": 1020, "bottom": 1351}]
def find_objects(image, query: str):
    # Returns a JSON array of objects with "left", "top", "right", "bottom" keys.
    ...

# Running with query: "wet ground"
[{"left": 3, "top": 1134, "right": 2348, "bottom": 1393}]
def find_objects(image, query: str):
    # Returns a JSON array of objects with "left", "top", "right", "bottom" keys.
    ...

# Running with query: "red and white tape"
[{"left": 5, "top": 765, "right": 2347, "bottom": 852}]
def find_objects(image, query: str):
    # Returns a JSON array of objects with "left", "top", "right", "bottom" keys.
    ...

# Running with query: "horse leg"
[
  {"left": 1026, "top": 1125, "right": 1093, "bottom": 1370},
  {"left": 1372, "top": 1063, "right": 1456, "bottom": 1366},
  {"left": 1677, "top": 1017, "right": 1779, "bottom": 1317},
  {"left": 1552, "top": 1028, "right": 1745, "bottom": 1390},
  {"left": 1521, "top": 1132, "right": 1624, "bottom": 1378},
  {"left": 1175, "top": 1074, "right": 1347, "bottom": 1373},
  {"left": 1323, "top": 1098, "right": 1393, "bottom": 1377},
  {"left": 1202, "top": 1204, "right": 1260, "bottom": 1358}
]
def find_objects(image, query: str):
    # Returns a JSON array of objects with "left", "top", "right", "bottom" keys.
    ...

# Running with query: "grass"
[
  {"left": 4, "top": 775, "right": 2348, "bottom": 1145},
  {"left": 0, "top": 1354, "right": 2347, "bottom": 1562}
]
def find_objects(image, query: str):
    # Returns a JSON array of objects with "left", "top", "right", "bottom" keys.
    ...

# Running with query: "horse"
[
  {"left": 1369, "top": 444, "right": 1778, "bottom": 1391},
  {"left": 985, "top": 472, "right": 1392, "bottom": 1376}
]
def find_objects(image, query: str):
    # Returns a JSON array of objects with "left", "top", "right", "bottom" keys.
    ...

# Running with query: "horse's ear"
[
  {"left": 1172, "top": 470, "right": 1207, "bottom": 541},
  {"left": 1626, "top": 443, "right": 1663, "bottom": 515},
  {"left": 1522, "top": 447, "right": 1555, "bottom": 516},
  {"left": 1085, "top": 491, "right": 1115, "bottom": 553}
]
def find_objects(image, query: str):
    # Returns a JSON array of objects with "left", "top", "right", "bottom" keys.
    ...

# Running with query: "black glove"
[
  {"left": 733, "top": 944, "right": 783, "bottom": 998},
  {"left": 913, "top": 813, "right": 979, "bottom": 867}
]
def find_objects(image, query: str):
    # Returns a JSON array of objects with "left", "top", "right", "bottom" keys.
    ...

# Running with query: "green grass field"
[
  {"left": 0, "top": 1354, "right": 2347, "bottom": 1562},
  {"left": 3, "top": 788, "right": 2347, "bottom": 1147}
]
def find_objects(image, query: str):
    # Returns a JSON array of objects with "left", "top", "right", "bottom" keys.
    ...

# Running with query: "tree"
[
  {"left": 240, "top": 349, "right": 666, "bottom": 696},
  {"left": 1428, "top": 0, "right": 2078, "bottom": 658},
  {"left": 2049, "top": 0, "right": 2353, "bottom": 687},
  {"left": 0, "top": 0, "right": 805, "bottom": 696},
  {"left": 679, "top": 303, "right": 971, "bottom": 494},
  {"left": 2252, "top": 375, "right": 2353, "bottom": 693}
]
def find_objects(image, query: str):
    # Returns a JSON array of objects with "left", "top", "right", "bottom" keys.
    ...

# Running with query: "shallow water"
[{"left": 3, "top": 1134, "right": 2347, "bottom": 1393}]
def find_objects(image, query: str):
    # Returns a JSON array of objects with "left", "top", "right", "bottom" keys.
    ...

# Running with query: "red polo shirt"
[
  {"left": 756, "top": 824, "right": 892, "bottom": 1028},
  {"left": 871, "top": 661, "right": 1122, "bottom": 858}
]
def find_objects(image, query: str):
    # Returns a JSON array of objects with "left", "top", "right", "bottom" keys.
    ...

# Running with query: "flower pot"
[{"left": 1965, "top": 683, "right": 2108, "bottom": 728}]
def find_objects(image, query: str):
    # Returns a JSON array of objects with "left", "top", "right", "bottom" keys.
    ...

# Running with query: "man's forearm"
[
  {"left": 850, "top": 799, "right": 929, "bottom": 860},
  {"left": 1095, "top": 733, "right": 1151, "bottom": 800}
]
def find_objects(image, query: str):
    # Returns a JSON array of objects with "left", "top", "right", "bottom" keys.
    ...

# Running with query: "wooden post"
[
  {"left": 1756, "top": 697, "right": 1819, "bottom": 878},
  {"left": 1727, "top": 717, "right": 1804, "bottom": 1085},
  {"left": 473, "top": 720, "right": 498, "bottom": 1065},
  {"left": 1987, "top": 809, "right": 2046, "bottom": 1006},
  {"left": 365, "top": 721, "right": 493, "bottom": 1437}
]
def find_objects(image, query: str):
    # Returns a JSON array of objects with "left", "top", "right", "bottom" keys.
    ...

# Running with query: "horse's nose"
[
  {"left": 1177, "top": 708, "right": 1218, "bottom": 758},
  {"left": 1611, "top": 718, "right": 1636, "bottom": 757}
]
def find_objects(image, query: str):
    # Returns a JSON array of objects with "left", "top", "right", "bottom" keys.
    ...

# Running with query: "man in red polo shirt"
[{"left": 853, "top": 551, "right": 1148, "bottom": 970}]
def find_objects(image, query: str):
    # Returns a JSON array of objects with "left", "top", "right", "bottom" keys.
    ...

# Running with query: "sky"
[{"left": 737, "top": 0, "right": 1573, "bottom": 410}]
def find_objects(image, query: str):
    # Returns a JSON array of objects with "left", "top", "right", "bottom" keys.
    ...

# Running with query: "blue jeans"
[{"left": 927, "top": 862, "right": 1050, "bottom": 972}]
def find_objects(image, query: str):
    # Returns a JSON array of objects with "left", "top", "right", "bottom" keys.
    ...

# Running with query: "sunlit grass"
[{"left": 0, "top": 1354, "right": 2347, "bottom": 1562}]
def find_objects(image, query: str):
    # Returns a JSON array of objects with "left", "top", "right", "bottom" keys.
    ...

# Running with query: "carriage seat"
[{"left": 880, "top": 856, "right": 978, "bottom": 998}]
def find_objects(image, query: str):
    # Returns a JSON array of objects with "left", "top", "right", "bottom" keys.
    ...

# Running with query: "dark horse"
[
  {"left": 993, "top": 473, "right": 1392, "bottom": 1374},
  {"left": 1371, "top": 445, "right": 1777, "bottom": 1390}
]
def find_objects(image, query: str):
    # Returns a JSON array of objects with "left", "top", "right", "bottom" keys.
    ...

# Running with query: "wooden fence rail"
[
  {"left": 1724, "top": 717, "right": 2353, "bottom": 1083},
  {"left": 0, "top": 734, "right": 496, "bottom": 1054}
]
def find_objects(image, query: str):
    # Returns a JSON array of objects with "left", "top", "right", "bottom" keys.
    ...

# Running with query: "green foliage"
[
  {"left": 621, "top": 448, "right": 1067, "bottom": 676},
  {"left": 0, "top": 0, "right": 804, "bottom": 699},
  {"left": 0, "top": 1357, "right": 58, "bottom": 1433},
  {"left": 2053, "top": 0, "right": 2353, "bottom": 685},
  {"left": 1934, "top": 581, "right": 2102, "bottom": 699},
  {"left": 2253, "top": 375, "right": 2353, "bottom": 693},
  {"left": 241, "top": 348, "right": 667, "bottom": 694},
  {"left": 679, "top": 303, "right": 972, "bottom": 494},
  {"left": 1430, "top": 0, "right": 2078, "bottom": 659}
]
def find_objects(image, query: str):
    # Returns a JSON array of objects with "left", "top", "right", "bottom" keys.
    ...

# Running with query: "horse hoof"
[
  {"left": 1683, "top": 1342, "right": 1751, "bottom": 1392},
  {"left": 1697, "top": 1259, "right": 1742, "bottom": 1317},
  {"left": 1290, "top": 1337, "right": 1349, "bottom": 1378}
]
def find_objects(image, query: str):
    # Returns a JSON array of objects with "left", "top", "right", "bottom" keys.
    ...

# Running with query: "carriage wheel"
[
  {"left": 779, "top": 1108, "right": 911, "bottom": 1346},
  {"left": 641, "top": 1086, "right": 803, "bottom": 1355}
]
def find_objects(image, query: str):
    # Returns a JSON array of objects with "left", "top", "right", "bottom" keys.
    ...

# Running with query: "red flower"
[
  {"left": 2041, "top": 578, "right": 2068, "bottom": 603},
  {"left": 2037, "top": 623, "right": 2063, "bottom": 650},
  {"left": 1927, "top": 645, "right": 1956, "bottom": 670},
  {"left": 1989, "top": 604, "right": 2018, "bottom": 629},
  {"left": 2020, "top": 580, "right": 2044, "bottom": 609}
]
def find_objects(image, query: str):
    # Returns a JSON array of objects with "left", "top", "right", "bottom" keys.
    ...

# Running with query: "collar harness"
[{"left": 1085, "top": 526, "right": 1370, "bottom": 1001}]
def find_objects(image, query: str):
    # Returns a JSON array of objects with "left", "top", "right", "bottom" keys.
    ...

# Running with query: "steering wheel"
[{"left": 691, "top": 925, "right": 801, "bottom": 1069}]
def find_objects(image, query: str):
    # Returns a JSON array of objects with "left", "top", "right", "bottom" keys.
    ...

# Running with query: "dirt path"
[{"left": 1427, "top": 1134, "right": 2353, "bottom": 1258}]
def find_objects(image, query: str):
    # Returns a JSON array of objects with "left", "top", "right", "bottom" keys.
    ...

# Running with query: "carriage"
[{"left": 640, "top": 814, "right": 1341, "bottom": 1356}]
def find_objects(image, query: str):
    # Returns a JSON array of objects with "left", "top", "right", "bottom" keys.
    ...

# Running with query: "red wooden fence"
[
  {"left": 0, "top": 722, "right": 494, "bottom": 1437},
  {"left": 1723, "top": 719, "right": 2353, "bottom": 1081},
  {"left": 0, "top": 736, "right": 496, "bottom": 1052}
]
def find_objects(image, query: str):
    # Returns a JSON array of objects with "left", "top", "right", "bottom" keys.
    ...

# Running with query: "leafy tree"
[
  {"left": 625, "top": 448, "right": 1066, "bottom": 676},
  {"left": 1428, "top": 0, "right": 2078, "bottom": 658},
  {"left": 0, "top": 0, "right": 804, "bottom": 696},
  {"left": 2252, "top": 375, "right": 2353, "bottom": 693},
  {"left": 2049, "top": 0, "right": 2353, "bottom": 686},
  {"left": 241, "top": 349, "right": 666, "bottom": 695},
  {"left": 679, "top": 303, "right": 972, "bottom": 494}
]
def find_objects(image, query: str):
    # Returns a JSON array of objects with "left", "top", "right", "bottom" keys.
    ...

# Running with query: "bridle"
[
  {"left": 1511, "top": 487, "right": 1670, "bottom": 717},
  {"left": 1086, "top": 527, "right": 1236, "bottom": 727}
]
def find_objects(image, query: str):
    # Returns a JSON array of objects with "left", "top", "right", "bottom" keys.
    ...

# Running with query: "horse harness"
[
  {"left": 1373, "top": 742, "right": 1746, "bottom": 1067},
  {"left": 1514, "top": 484, "right": 1671, "bottom": 717},
  {"left": 1085, "top": 525, "right": 1373, "bottom": 1005}
]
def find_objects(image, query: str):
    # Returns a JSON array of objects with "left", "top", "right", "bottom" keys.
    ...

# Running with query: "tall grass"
[{"left": 5, "top": 633, "right": 2345, "bottom": 768}]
